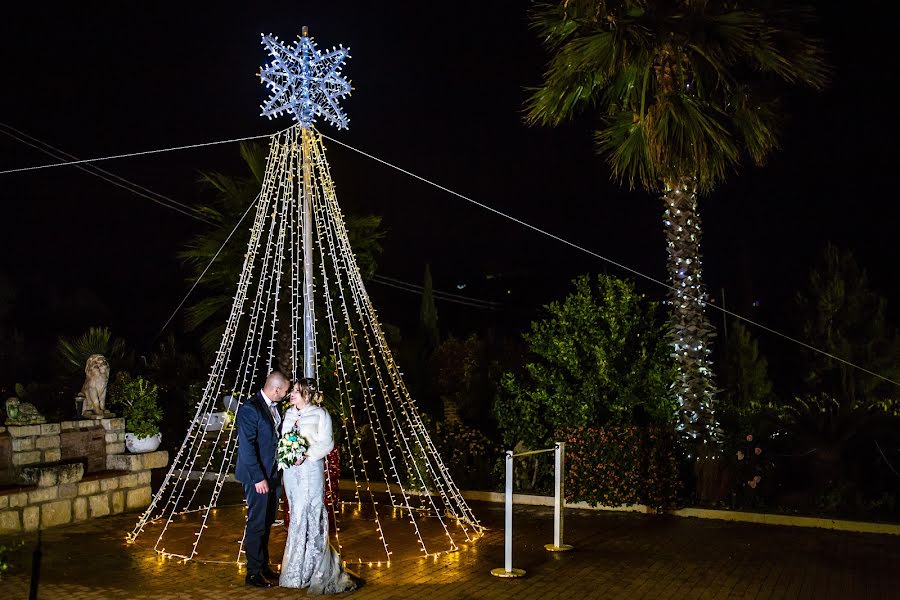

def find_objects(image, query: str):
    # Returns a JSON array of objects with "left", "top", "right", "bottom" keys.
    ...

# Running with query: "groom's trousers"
[{"left": 242, "top": 479, "right": 282, "bottom": 575}]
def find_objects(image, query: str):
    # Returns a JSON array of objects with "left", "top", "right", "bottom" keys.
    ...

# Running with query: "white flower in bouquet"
[{"left": 277, "top": 429, "right": 310, "bottom": 470}]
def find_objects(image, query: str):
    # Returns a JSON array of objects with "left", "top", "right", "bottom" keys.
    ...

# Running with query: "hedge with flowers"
[{"left": 560, "top": 425, "right": 681, "bottom": 510}]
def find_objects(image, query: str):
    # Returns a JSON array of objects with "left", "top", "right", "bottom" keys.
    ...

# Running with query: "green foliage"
[
  {"left": 0, "top": 540, "right": 23, "bottom": 579},
  {"left": 796, "top": 244, "right": 900, "bottom": 409},
  {"left": 763, "top": 246, "right": 900, "bottom": 452},
  {"left": 562, "top": 426, "right": 681, "bottom": 510},
  {"left": 144, "top": 333, "right": 203, "bottom": 393},
  {"left": 56, "top": 326, "right": 127, "bottom": 374},
  {"left": 526, "top": 0, "right": 828, "bottom": 193},
  {"left": 494, "top": 274, "right": 675, "bottom": 450},
  {"left": 730, "top": 433, "right": 774, "bottom": 508},
  {"left": 719, "top": 320, "right": 775, "bottom": 431},
  {"left": 432, "top": 420, "right": 502, "bottom": 490},
  {"left": 431, "top": 334, "right": 497, "bottom": 423},
  {"left": 109, "top": 373, "right": 163, "bottom": 438}
]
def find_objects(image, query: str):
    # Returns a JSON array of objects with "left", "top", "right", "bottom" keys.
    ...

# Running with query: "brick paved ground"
[{"left": 2, "top": 491, "right": 900, "bottom": 599}]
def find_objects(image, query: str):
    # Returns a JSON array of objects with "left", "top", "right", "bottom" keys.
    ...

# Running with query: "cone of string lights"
[{"left": 128, "top": 26, "right": 482, "bottom": 566}]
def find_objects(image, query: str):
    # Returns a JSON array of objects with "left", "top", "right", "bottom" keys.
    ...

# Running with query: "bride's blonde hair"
[{"left": 294, "top": 377, "right": 324, "bottom": 406}]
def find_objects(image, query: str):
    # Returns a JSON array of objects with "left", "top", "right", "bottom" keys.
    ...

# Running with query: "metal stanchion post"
[
  {"left": 491, "top": 450, "right": 525, "bottom": 577},
  {"left": 545, "top": 441, "right": 573, "bottom": 552}
]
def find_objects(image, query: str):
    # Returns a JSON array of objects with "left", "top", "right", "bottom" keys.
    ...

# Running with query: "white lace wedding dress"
[{"left": 279, "top": 404, "right": 357, "bottom": 595}]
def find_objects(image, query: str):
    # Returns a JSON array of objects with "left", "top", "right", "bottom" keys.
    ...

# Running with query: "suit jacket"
[{"left": 235, "top": 391, "right": 281, "bottom": 485}]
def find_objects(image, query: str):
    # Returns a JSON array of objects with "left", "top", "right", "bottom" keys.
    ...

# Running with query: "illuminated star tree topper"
[{"left": 259, "top": 27, "right": 352, "bottom": 129}]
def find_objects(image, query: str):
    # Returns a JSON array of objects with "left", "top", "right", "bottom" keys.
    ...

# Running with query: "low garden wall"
[{"left": 0, "top": 419, "right": 168, "bottom": 535}]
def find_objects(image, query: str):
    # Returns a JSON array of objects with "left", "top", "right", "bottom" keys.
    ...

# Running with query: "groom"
[{"left": 236, "top": 371, "right": 289, "bottom": 588}]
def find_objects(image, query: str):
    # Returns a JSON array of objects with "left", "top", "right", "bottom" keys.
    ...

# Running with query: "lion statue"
[{"left": 79, "top": 354, "right": 112, "bottom": 418}]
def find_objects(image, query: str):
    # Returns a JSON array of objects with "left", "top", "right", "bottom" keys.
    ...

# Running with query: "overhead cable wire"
[
  {"left": 152, "top": 193, "right": 262, "bottom": 343},
  {"left": 0, "top": 123, "right": 213, "bottom": 224},
  {"left": 0, "top": 130, "right": 277, "bottom": 176},
  {"left": 1, "top": 123, "right": 892, "bottom": 387},
  {"left": 370, "top": 276, "right": 499, "bottom": 310},
  {"left": 320, "top": 132, "right": 900, "bottom": 389},
  {"left": 373, "top": 274, "right": 502, "bottom": 306}
]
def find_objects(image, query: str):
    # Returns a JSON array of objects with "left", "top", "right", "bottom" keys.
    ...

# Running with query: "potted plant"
[{"left": 110, "top": 373, "right": 163, "bottom": 453}]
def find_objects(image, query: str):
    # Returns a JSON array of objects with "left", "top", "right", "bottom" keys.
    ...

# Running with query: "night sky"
[{"left": 1, "top": 2, "right": 896, "bottom": 365}]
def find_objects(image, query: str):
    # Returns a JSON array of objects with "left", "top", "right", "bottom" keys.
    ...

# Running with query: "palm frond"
[
  {"left": 728, "top": 89, "right": 780, "bottom": 166},
  {"left": 596, "top": 111, "right": 655, "bottom": 190},
  {"left": 527, "top": 0, "right": 829, "bottom": 192},
  {"left": 648, "top": 93, "right": 738, "bottom": 191}
]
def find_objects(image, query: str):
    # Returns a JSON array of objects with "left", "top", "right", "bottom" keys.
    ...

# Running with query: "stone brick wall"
[
  {"left": 0, "top": 417, "right": 168, "bottom": 535},
  {"left": 0, "top": 466, "right": 153, "bottom": 533},
  {"left": 0, "top": 423, "right": 64, "bottom": 472}
]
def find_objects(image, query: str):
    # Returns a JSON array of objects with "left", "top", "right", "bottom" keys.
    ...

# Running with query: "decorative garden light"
[{"left": 129, "top": 27, "right": 481, "bottom": 565}]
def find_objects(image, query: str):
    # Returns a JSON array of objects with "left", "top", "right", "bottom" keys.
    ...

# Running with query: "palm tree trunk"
[{"left": 662, "top": 177, "right": 722, "bottom": 448}]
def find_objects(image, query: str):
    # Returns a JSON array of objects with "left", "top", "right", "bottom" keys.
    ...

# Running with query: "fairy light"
[
  {"left": 663, "top": 179, "right": 722, "bottom": 448},
  {"left": 131, "top": 30, "right": 480, "bottom": 564},
  {"left": 314, "top": 139, "right": 463, "bottom": 555},
  {"left": 315, "top": 137, "right": 480, "bottom": 538}
]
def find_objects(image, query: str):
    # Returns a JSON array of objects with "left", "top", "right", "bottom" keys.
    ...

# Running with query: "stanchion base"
[
  {"left": 491, "top": 567, "right": 526, "bottom": 578},
  {"left": 544, "top": 544, "right": 573, "bottom": 552}
]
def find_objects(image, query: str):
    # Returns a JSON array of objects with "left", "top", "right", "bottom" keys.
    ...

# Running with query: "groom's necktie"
[{"left": 268, "top": 403, "right": 281, "bottom": 430}]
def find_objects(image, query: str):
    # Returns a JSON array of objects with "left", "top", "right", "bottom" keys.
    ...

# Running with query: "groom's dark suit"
[{"left": 236, "top": 391, "right": 282, "bottom": 576}]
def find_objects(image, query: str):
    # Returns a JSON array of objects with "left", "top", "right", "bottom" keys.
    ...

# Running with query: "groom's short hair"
[{"left": 263, "top": 371, "right": 288, "bottom": 395}]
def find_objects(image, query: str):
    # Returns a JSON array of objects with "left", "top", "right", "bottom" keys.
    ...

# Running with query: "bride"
[{"left": 279, "top": 378, "right": 358, "bottom": 594}]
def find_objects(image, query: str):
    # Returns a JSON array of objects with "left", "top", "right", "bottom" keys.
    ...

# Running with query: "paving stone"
[{"left": 1, "top": 498, "right": 900, "bottom": 599}]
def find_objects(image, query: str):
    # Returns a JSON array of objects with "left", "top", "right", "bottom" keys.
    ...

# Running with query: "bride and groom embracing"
[{"left": 236, "top": 371, "right": 359, "bottom": 594}]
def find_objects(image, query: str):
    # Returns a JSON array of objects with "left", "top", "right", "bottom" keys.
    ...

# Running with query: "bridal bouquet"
[{"left": 277, "top": 429, "right": 309, "bottom": 470}]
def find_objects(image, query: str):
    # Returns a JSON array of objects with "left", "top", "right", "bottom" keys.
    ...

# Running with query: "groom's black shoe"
[
  {"left": 245, "top": 573, "right": 273, "bottom": 588},
  {"left": 261, "top": 566, "right": 280, "bottom": 581}
]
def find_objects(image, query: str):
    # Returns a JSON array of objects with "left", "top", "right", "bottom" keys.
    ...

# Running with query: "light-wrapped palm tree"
[{"left": 527, "top": 0, "right": 827, "bottom": 450}]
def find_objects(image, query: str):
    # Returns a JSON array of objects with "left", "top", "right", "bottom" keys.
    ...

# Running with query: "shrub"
[
  {"left": 561, "top": 426, "right": 681, "bottom": 510},
  {"left": 432, "top": 420, "right": 501, "bottom": 491},
  {"left": 109, "top": 372, "right": 163, "bottom": 438}
]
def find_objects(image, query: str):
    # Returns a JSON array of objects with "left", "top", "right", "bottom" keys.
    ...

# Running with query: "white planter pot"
[
  {"left": 222, "top": 394, "right": 240, "bottom": 412},
  {"left": 125, "top": 432, "right": 162, "bottom": 454},
  {"left": 202, "top": 411, "right": 227, "bottom": 432}
]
